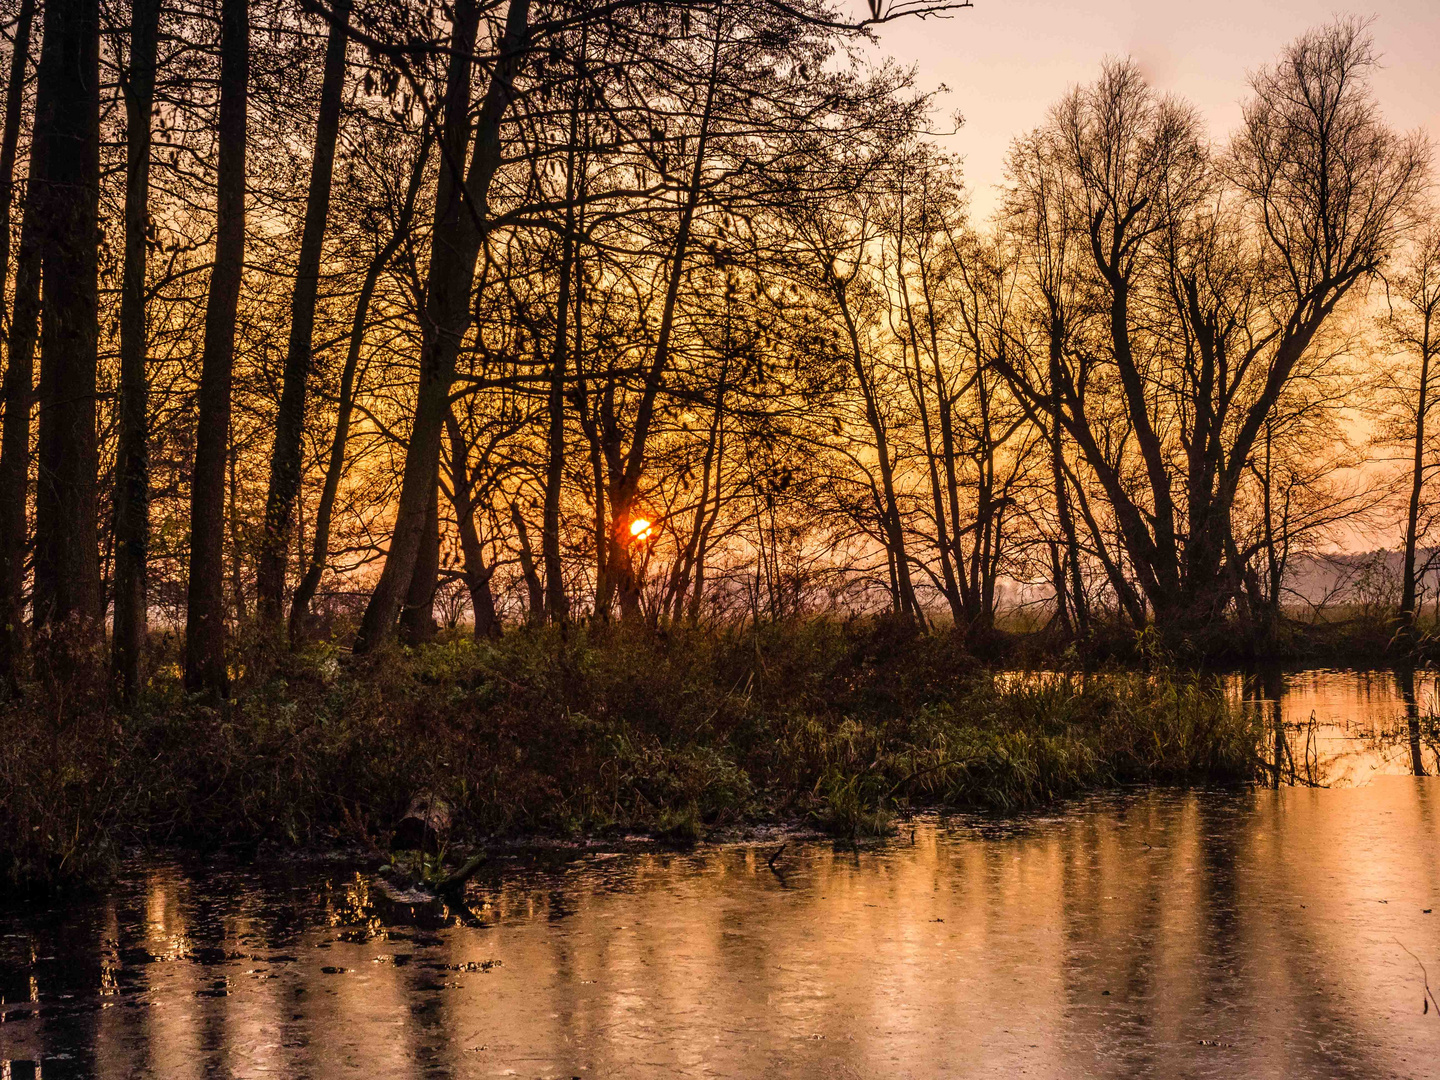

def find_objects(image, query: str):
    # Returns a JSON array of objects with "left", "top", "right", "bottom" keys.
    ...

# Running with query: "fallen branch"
[
  {"left": 1397, "top": 939, "right": 1440, "bottom": 1016},
  {"left": 436, "top": 852, "right": 488, "bottom": 894}
]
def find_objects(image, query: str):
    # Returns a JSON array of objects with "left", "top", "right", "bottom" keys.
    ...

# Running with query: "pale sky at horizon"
[{"left": 868, "top": 0, "right": 1440, "bottom": 221}]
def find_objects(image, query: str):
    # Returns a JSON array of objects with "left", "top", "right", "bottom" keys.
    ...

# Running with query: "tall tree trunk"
[
  {"left": 111, "top": 0, "right": 161, "bottom": 701},
  {"left": 1400, "top": 334, "right": 1433, "bottom": 649},
  {"left": 0, "top": 0, "right": 38, "bottom": 686},
  {"left": 398, "top": 475, "right": 438, "bottom": 644},
  {"left": 256, "top": 0, "right": 350, "bottom": 628},
  {"left": 184, "top": 0, "right": 248, "bottom": 694},
  {"left": 228, "top": 438, "right": 247, "bottom": 620},
  {"left": 289, "top": 131, "right": 431, "bottom": 642},
  {"left": 32, "top": 0, "right": 103, "bottom": 657},
  {"left": 1042, "top": 315, "right": 1086, "bottom": 633},
  {"left": 897, "top": 222, "right": 962, "bottom": 624},
  {"left": 0, "top": 0, "right": 34, "bottom": 319},
  {"left": 573, "top": 309, "right": 612, "bottom": 617},
  {"left": 541, "top": 35, "right": 584, "bottom": 625},
  {"left": 664, "top": 354, "right": 727, "bottom": 621},
  {"left": 354, "top": 0, "right": 530, "bottom": 653}
]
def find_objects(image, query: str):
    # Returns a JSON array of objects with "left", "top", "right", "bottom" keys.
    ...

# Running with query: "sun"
[{"left": 629, "top": 517, "right": 653, "bottom": 541}]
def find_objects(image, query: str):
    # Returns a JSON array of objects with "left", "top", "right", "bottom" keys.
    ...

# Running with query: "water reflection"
[
  {"left": 1230, "top": 668, "right": 1440, "bottom": 786},
  {"left": 2, "top": 783, "right": 1438, "bottom": 1078},
  {"left": 3, "top": 672, "right": 1440, "bottom": 1078},
  {"left": 1399, "top": 668, "right": 1429, "bottom": 777}
]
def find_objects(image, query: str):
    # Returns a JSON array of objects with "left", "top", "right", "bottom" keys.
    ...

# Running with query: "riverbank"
[
  {"left": 0, "top": 619, "right": 1264, "bottom": 890},
  {"left": 996, "top": 608, "right": 1440, "bottom": 670}
]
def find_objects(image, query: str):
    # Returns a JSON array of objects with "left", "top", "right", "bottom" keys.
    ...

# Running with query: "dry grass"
[{"left": 0, "top": 618, "right": 1264, "bottom": 889}]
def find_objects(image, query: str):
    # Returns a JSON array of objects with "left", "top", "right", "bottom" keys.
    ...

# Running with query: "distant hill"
[{"left": 1283, "top": 548, "right": 1440, "bottom": 607}]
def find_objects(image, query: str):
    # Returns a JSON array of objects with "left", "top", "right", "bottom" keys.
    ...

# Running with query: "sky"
[{"left": 868, "top": 0, "right": 1440, "bottom": 220}]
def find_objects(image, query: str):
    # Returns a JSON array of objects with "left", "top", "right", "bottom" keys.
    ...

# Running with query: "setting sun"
[{"left": 629, "top": 518, "right": 653, "bottom": 540}]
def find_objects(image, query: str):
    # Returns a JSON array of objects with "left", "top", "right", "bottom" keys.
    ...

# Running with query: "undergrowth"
[{"left": 0, "top": 618, "right": 1264, "bottom": 889}]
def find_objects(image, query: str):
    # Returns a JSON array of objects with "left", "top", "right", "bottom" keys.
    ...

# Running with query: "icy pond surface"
[{"left": 3, "top": 669, "right": 1440, "bottom": 1078}]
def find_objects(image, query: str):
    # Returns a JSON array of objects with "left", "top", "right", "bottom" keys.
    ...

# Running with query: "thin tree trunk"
[
  {"left": 897, "top": 213, "right": 961, "bottom": 624},
  {"left": 1400, "top": 332, "right": 1432, "bottom": 648},
  {"left": 511, "top": 501, "right": 544, "bottom": 622},
  {"left": 443, "top": 410, "right": 499, "bottom": 638},
  {"left": 0, "top": 0, "right": 34, "bottom": 322},
  {"left": 228, "top": 439, "right": 247, "bottom": 620},
  {"left": 111, "top": 0, "right": 161, "bottom": 701},
  {"left": 32, "top": 0, "right": 104, "bottom": 656},
  {"left": 355, "top": 0, "right": 530, "bottom": 652},
  {"left": 685, "top": 407, "right": 726, "bottom": 624},
  {"left": 256, "top": 0, "right": 350, "bottom": 628},
  {"left": 574, "top": 314, "right": 613, "bottom": 617},
  {"left": 398, "top": 475, "right": 438, "bottom": 644},
  {"left": 665, "top": 354, "right": 727, "bottom": 621},
  {"left": 835, "top": 283, "right": 920, "bottom": 623},
  {"left": 933, "top": 320, "right": 970, "bottom": 623},
  {"left": 1046, "top": 318, "right": 1086, "bottom": 632},
  {"left": 604, "top": 11, "right": 724, "bottom": 622},
  {"left": 184, "top": 0, "right": 248, "bottom": 694},
  {"left": 542, "top": 34, "right": 584, "bottom": 624},
  {"left": 289, "top": 131, "right": 431, "bottom": 642},
  {"left": 0, "top": 0, "right": 39, "bottom": 685}
]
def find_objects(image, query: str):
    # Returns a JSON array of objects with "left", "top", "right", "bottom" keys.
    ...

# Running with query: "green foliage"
[{"left": 0, "top": 620, "right": 1263, "bottom": 890}]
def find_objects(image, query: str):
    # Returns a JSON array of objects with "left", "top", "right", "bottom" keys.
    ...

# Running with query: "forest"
[{"left": 0, "top": 0, "right": 1437, "bottom": 885}]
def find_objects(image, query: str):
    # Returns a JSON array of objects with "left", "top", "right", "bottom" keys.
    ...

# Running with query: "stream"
[{"left": 3, "top": 668, "right": 1440, "bottom": 1078}]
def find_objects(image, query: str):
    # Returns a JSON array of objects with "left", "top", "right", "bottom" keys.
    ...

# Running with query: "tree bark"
[
  {"left": 184, "top": 0, "right": 248, "bottom": 694},
  {"left": 256, "top": 0, "right": 350, "bottom": 628},
  {"left": 1399, "top": 313, "right": 1434, "bottom": 648},
  {"left": 0, "top": 0, "right": 38, "bottom": 685},
  {"left": 32, "top": 0, "right": 104, "bottom": 655},
  {"left": 111, "top": 0, "right": 161, "bottom": 701},
  {"left": 397, "top": 475, "right": 438, "bottom": 644}
]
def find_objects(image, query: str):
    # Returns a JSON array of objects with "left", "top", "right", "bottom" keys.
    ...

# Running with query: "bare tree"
[
  {"left": 0, "top": 0, "right": 37, "bottom": 685},
  {"left": 32, "top": 0, "right": 104, "bottom": 654},
  {"left": 111, "top": 0, "right": 162, "bottom": 700},
  {"left": 185, "top": 0, "right": 249, "bottom": 694},
  {"left": 1379, "top": 216, "right": 1440, "bottom": 646},
  {"left": 354, "top": 0, "right": 531, "bottom": 651},
  {"left": 256, "top": 0, "right": 352, "bottom": 630}
]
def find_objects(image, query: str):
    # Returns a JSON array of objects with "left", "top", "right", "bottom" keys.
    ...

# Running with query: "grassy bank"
[
  {"left": 1000, "top": 610, "right": 1438, "bottom": 669},
  {"left": 0, "top": 619, "right": 1264, "bottom": 890}
]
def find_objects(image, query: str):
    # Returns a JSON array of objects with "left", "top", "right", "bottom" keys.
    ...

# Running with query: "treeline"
[{"left": 0, "top": 0, "right": 1431, "bottom": 696}]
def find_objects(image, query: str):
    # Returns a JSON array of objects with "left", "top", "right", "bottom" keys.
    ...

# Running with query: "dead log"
[{"left": 391, "top": 791, "right": 453, "bottom": 852}]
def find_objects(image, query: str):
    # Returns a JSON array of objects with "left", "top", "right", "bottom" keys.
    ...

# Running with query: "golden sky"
[{"left": 871, "top": 0, "right": 1440, "bottom": 220}]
